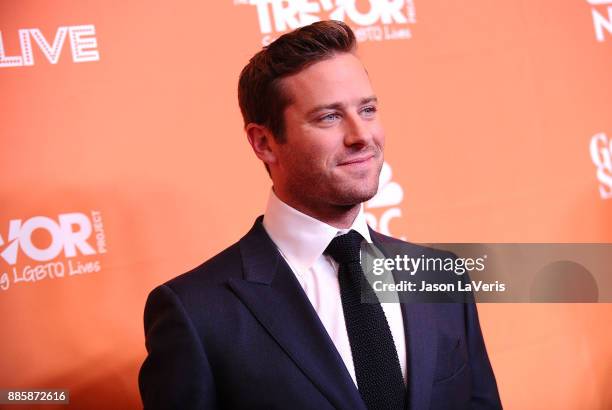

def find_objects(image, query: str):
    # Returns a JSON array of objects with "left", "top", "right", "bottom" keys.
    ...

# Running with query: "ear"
[{"left": 245, "top": 123, "right": 278, "bottom": 167}]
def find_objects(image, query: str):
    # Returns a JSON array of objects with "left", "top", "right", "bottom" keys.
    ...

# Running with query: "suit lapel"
[
  {"left": 370, "top": 229, "right": 438, "bottom": 410},
  {"left": 400, "top": 302, "right": 437, "bottom": 410},
  {"left": 229, "top": 217, "right": 366, "bottom": 410}
]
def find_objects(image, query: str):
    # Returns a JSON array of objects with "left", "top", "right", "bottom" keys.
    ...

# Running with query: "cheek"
[
  {"left": 299, "top": 135, "right": 339, "bottom": 168},
  {"left": 372, "top": 124, "right": 386, "bottom": 146},
  {"left": 282, "top": 126, "right": 344, "bottom": 171},
  {"left": 300, "top": 147, "right": 332, "bottom": 172},
  {"left": 279, "top": 142, "right": 324, "bottom": 172}
]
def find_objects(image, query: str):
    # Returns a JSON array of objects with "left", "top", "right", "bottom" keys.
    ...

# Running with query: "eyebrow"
[{"left": 306, "top": 96, "right": 378, "bottom": 117}]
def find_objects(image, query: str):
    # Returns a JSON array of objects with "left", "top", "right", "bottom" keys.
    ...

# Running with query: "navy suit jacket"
[{"left": 139, "top": 217, "right": 502, "bottom": 409}]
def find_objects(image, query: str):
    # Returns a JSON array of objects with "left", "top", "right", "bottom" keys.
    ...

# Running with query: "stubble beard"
[{"left": 286, "top": 155, "right": 383, "bottom": 213}]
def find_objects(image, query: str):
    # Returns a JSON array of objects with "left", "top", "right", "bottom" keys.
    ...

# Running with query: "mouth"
[{"left": 338, "top": 153, "right": 376, "bottom": 166}]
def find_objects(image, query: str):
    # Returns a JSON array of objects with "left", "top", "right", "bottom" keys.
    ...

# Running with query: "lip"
[{"left": 338, "top": 154, "right": 375, "bottom": 166}]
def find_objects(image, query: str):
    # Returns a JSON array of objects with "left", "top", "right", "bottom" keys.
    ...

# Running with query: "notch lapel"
[{"left": 229, "top": 217, "right": 366, "bottom": 410}]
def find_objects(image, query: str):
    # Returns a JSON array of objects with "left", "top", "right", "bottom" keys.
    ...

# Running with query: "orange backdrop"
[{"left": 1, "top": 1, "right": 612, "bottom": 408}]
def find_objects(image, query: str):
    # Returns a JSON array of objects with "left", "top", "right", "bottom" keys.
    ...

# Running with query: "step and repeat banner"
[{"left": 1, "top": 1, "right": 612, "bottom": 408}]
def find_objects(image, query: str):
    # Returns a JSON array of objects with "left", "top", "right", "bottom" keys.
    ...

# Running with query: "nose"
[{"left": 344, "top": 113, "right": 373, "bottom": 148}]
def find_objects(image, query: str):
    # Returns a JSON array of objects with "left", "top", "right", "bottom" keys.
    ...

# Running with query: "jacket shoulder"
[{"left": 161, "top": 241, "right": 243, "bottom": 297}]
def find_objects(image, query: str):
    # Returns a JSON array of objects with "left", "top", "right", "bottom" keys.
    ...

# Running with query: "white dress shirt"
[{"left": 262, "top": 189, "right": 407, "bottom": 386}]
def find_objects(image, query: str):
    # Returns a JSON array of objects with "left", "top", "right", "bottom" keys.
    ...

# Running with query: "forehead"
[{"left": 280, "top": 52, "right": 374, "bottom": 111}]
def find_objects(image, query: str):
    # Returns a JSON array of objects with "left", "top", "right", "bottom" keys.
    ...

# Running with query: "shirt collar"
[{"left": 262, "top": 188, "right": 372, "bottom": 274}]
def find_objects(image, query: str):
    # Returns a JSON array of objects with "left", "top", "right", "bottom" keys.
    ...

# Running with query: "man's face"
[{"left": 271, "top": 52, "right": 385, "bottom": 211}]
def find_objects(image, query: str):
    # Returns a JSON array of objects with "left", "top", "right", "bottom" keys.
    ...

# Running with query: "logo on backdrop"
[
  {"left": 0, "top": 25, "right": 99, "bottom": 68},
  {"left": 590, "top": 132, "right": 612, "bottom": 199},
  {"left": 0, "top": 211, "right": 107, "bottom": 291},
  {"left": 234, "top": 0, "right": 417, "bottom": 45},
  {"left": 587, "top": 0, "right": 612, "bottom": 42},
  {"left": 365, "top": 161, "right": 406, "bottom": 239}
]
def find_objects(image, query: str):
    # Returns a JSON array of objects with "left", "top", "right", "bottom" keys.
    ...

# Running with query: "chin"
[{"left": 333, "top": 182, "right": 379, "bottom": 206}]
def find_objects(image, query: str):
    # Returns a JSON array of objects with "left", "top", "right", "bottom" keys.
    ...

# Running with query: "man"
[{"left": 139, "top": 21, "right": 502, "bottom": 409}]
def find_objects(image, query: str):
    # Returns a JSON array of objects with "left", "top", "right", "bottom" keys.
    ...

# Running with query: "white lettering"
[
  {"left": 343, "top": 0, "right": 380, "bottom": 26},
  {"left": 13, "top": 262, "right": 65, "bottom": 284},
  {"left": 69, "top": 25, "right": 99, "bottom": 62},
  {"left": 30, "top": 27, "right": 69, "bottom": 64},
  {"left": 0, "top": 25, "right": 99, "bottom": 68},
  {"left": 0, "top": 272, "right": 9, "bottom": 290},
  {"left": 252, "top": 0, "right": 274, "bottom": 34},
  {"left": 0, "top": 212, "right": 101, "bottom": 265},
  {"left": 592, "top": 7, "right": 612, "bottom": 41},
  {"left": 19, "top": 29, "right": 33, "bottom": 66},
  {"left": 380, "top": 0, "right": 408, "bottom": 24},
  {"left": 354, "top": 25, "right": 383, "bottom": 42},
  {"left": 19, "top": 217, "right": 64, "bottom": 262},
  {"left": 299, "top": 0, "right": 322, "bottom": 26},
  {"left": 68, "top": 259, "right": 101, "bottom": 275},
  {"left": 590, "top": 133, "right": 612, "bottom": 199},
  {"left": 245, "top": 0, "right": 412, "bottom": 39},
  {"left": 0, "top": 30, "right": 24, "bottom": 67},
  {"left": 271, "top": 0, "right": 301, "bottom": 31},
  {"left": 59, "top": 213, "right": 96, "bottom": 257},
  {"left": 91, "top": 211, "right": 107, "bottom": 254},
  {"left": 0, "top": 220, "right": 22, "bottom": 265}
]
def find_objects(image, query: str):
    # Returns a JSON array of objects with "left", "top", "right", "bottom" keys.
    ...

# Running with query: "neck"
[{"left": 273, "top": 188, "right": 361, "bottom": 229}]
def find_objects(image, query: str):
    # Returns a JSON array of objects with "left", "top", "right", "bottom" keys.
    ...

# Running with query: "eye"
[
  {"left": 319, "top": 112, "right": 341, "bottom": 123},
  {"left": 361, "top": 105, "right": 377, "bottom": 118}
]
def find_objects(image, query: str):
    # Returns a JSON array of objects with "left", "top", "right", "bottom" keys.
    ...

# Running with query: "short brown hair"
[{"left": 238, "top": 20, "right": 356, "bottom": 142}]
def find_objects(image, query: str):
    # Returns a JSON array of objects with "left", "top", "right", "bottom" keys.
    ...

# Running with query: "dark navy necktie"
[{"left": 325, "top": 230, "right": 406, "bottom": 410}]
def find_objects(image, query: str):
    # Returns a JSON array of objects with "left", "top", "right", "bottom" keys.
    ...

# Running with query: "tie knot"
[{"left": 325, "top": 230, "right": 364, "bottom": 265}]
